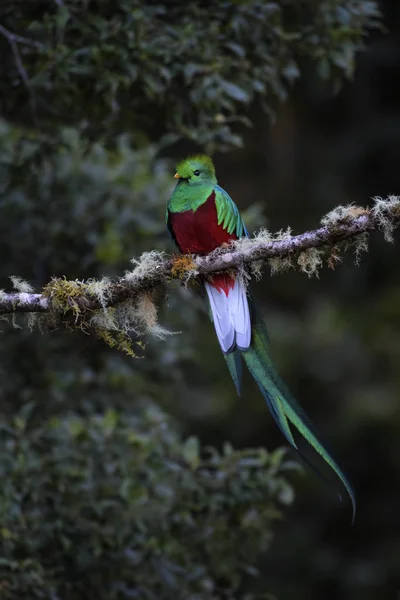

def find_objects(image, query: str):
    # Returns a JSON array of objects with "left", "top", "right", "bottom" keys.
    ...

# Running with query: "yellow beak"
[{"left": 174, "top": 172, "right": 180, "bottom": 179}]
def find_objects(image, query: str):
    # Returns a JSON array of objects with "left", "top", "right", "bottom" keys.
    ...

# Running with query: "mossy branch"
[{"left": 0, "top": 196, "right": 399, "bottom": 352}]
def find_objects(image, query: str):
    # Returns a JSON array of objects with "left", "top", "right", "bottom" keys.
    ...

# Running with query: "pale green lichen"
[
  {"left": 261, "top": 226, "right": 293, "bottom": 244},
  {"left": 233, "top": 234, "right": 261, "bottom": 253},
  {"left": 372, "top": 195, "right": 400, "bottom": 242},
  {"left": 261, "top": 227, "right": 294, "bottom": 276},
  {"left": 11, "top": 313, "right": 22, "bottom": 329},
  {"left": 90, "top": 305, "right": 116, "bottom": 332},
  {"left": 89, "top": 292, "right": 174, "bottom": 355},
  {"left": 353, "top": 232, "right": 369, "bottom": 266},
  {"left": 321, "top": 197, "right": 400, "bottom": 260},
  {"left": 233, "top": 227, "right": 275, "bottom": 251},
  {"left": 86, "top": 277, "right": 113, "bottom": 310},
  {"left": 87, "top": 268, "right": 175, "bottom": 341},
  {"left": 0, "top": 290, "right": 8, "bottom": 323},
  {"left": 322, "top": 203, "right": 372, "bottom": 266},
  {"left": 297, "top": 248, "right": 323, "bottom": 278},
  {"left": 27, "top": 313, "right": 37, "bottom": 331},
  {"left": 321, "top": 204, "right": 369, "bottom": 227},
  {"left": 269, "top": 255, "right": 293, "bottom": 275},
  {"left": 10, "top": 276, "right": 34, "bottom": 293},
  {"left": 234, "top": 227, "right": 295, "bottom": 276},
  {"left": 88, "top": 303, "right": 143, "bottom": 358},
  {"left": 250, "top": 260, "right": 264, "bottom": 281},
  {"left": 126, "top": 250, "right": 166, "bottom": 283},
  {"left": 41, "top": 276, "right": 173, "bottom": 357},
  {"left": 134, "top": 294, "right": 176, "bottom": 340}
]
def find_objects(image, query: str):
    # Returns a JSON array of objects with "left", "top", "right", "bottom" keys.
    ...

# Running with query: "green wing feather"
[
  {"left": 213, "top": 185, "right": 247, "bottom": 394},
  {"left": 243, "top": 302, "right": 356, "bottom": 522},
  {"left": 214, "top": 185, "right": 248, "bottom": 237}
]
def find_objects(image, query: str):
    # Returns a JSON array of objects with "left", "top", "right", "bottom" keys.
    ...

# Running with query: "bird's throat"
[{"left": 168, "top": 181, "right": 214, "bottom": 213}]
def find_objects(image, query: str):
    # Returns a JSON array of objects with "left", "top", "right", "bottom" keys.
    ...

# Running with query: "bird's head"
[{"left": 174, "top": 154, "right": 217, "bottom": 186}]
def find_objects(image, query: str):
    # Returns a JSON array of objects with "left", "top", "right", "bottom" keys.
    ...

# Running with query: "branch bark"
[{"left": 1, "top": 197, "right": 399, "bottom": 316}]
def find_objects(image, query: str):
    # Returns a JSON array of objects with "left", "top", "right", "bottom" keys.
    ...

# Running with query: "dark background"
[{"left": 0, "top": 1, "right": 399, "bottom": 599}]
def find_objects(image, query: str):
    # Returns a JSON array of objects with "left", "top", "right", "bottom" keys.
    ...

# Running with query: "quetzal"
[{"left": 166, "top": 154, "right": 355, "bottom": 519}]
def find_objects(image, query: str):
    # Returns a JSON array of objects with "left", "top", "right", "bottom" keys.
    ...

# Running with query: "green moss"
[
  {"left": 41, "top": 278, "right": 142, "bottom": 356},
  {"left": 94, "top": 317, "right": 143, "bottom": 359},
  {"left": 42, "top": 277, "right": 88, "bottom": 318},
  {"left": 297, "top": 248, "right": 323, "bottom": 278}
]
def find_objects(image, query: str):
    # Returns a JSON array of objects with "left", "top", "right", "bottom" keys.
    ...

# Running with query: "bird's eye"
[{"left": 193, "top": 170, "right": 200, "bottom": 176}]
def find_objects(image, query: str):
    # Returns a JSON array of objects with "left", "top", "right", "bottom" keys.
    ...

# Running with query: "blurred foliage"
[
  {"left": 0, "top": 0, "right": 380, "bottom": 150},
  {"left": 0, "top": 404, "right": 294, "bottom": 599},
  {"left": 0, "top": 121, "right": 169, "bottom": 280},
  {"left": 0, "top": 0, "right": 394, "bottom": 599}
]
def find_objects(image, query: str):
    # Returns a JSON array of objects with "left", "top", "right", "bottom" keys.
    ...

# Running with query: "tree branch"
[
  {"left": 1, "top": 196, "right": 399, "bottom": 317},
  {"left": 0, "top": 24, "right": 41, "bottom": 125}
]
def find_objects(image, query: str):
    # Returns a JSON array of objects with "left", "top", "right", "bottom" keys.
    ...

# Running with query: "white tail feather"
[{"left": 205, "top": 279, "right": 251, "bottom": 353}]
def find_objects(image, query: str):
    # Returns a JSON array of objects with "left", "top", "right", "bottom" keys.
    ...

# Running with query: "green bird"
[{"left": 166, "top": 154, "right": 355, "bottom": 519}]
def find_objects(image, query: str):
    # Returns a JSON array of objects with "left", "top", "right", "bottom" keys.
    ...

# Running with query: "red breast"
[{"left": 169, "top": 191, "right": 237, "bottom": 295}]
